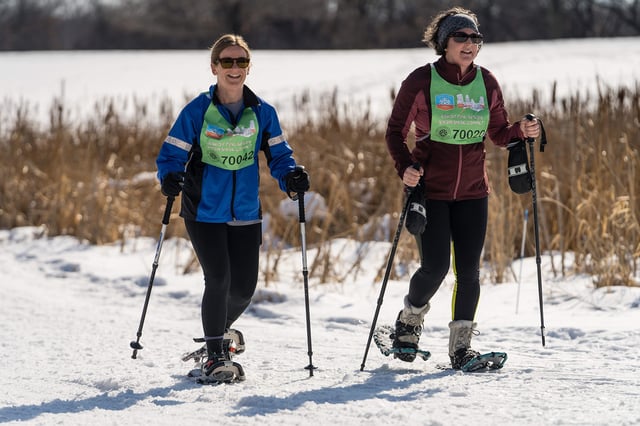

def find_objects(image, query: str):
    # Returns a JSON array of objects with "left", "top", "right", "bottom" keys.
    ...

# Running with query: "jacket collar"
[
  {"left": 434, "top": 56, "right": 477, "bottom": 85},
  {"left": 209, "top": 85, "right": 260, "bottom": 107}
]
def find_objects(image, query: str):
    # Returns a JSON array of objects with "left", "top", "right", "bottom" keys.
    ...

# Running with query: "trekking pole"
[
  {"left": 525, "top": 113, "right": 547, "bottom": 347},
  {"left": 297, "top": 191, "right": 316, "bottom": 376},
  {"left": 360, "top": 164, "right": 419, "bottom": 371},
  {"left": 130, "top": 195, "right": 175, "bottom": 359},
  {"left": 515, "top": 209, "right": 528, "bottom": 314}
]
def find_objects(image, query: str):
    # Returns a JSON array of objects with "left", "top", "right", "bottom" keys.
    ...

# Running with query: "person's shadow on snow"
[
  {"left": 231, "top": 365, "right": 455, "bottom": 417},
  {"left": 0, "top": 381, "right": 193, "bottom": 422}
]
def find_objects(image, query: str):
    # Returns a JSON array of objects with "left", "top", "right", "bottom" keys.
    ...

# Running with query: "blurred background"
[{"left": 1, "top": 0, "right": 639, "bottom": 50}]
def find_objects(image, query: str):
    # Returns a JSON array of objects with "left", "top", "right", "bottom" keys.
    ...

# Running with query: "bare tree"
[
  {"left": 0, "top": 0, "right": 638, "bottom": 50},
  {"left": 598, "top": 0, "right": 640, "bottom": 33}
]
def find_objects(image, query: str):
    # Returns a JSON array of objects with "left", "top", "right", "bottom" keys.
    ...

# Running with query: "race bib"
[
  {"left": 430, "top": 66, "right": 489, "bottom": 145},
  {"left": 199, "top": 105, "right": 259, "bottom": 170}
]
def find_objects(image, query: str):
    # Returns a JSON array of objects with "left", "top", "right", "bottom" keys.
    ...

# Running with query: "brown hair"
[
  {"left": 422, "top": 7, "right": 479, "bottom": 55},
  {"left": 210, "top": 34, "right": 251, "bottom": 64}
]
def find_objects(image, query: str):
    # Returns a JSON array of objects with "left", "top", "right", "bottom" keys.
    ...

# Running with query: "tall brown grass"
[{"left": 1, "top": 82, "right": 638, "bottom": 287}]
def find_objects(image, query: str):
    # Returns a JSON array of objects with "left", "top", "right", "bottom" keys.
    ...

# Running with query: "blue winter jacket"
[{"left": 156, "top": 85, "right": 297, "bottom": 223}]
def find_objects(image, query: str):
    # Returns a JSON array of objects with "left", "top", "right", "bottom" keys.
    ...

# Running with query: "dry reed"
[{"left": 1, "top": 82, "right": 638, "bottom": 287}]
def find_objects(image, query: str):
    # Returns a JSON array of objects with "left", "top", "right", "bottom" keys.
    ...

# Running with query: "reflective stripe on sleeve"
[
  {"left": 267, "top": 134, "right": 286, "bottom": 146},
  {"left": 165, "top": 136, "right": 192, "bottom": 152}
]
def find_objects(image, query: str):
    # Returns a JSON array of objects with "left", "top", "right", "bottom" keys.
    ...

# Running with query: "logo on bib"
[
  {"left": 435, "top": 127, "right": 450, "bottom": 139},
  {"left": 205, "top": 124, "right": 225, "bottom": 139},
  {"left": 456, "top": 94, "right": 485, "bottom": 112},
  {"left": 435, "top": 94, "right": 455, "bottom": 111}
]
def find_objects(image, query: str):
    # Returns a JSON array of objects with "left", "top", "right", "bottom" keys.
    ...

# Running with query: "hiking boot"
[
  {"left": 392, "top": 296, "right": 430, "bottom": 362},
  {"left": 448, "top": 320, "right": 480, "bottom": 370},
  {"left": 450, "top": 347, "right": 482, "bottom": 370}
]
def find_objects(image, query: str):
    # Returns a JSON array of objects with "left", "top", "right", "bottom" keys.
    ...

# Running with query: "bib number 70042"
[{"left": 220, "top": 151, "right": 254, "bottom": 167}]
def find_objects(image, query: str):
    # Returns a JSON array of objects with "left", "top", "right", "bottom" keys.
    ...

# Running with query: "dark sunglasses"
[
  {"left": 217, "top": 57, "right": 250, "bottom": 69},
  {"left": 450, "top": 31, "right": 483, "bottom": 44}
]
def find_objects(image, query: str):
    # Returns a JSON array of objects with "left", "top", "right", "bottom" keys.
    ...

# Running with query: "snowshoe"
[
  {"left": 197, "top": 357, "right": 246, "bottom": 384},
  {"left": 373, "top": 325, "right": 431, "bottom": 361},
  {"left": 437, "top": 351, "right": 508, "bottom": 372},
  {"left": 183, "top": 329, "right": 247, "bottom": 383},
  {"left": 460, "top": 351, "right": 507, "bottom": 372}
]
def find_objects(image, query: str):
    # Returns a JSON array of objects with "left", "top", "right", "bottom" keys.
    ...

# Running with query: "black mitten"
[
  {"left": 507, "top": 140, "right": 532, "bottom": 194},
  {"left": 405, "top": 184, "right": 427, "bottom": 235}
]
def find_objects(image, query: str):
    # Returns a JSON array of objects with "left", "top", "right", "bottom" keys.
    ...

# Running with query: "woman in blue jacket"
[{"left": 156, "top": 34, "right": 309, "bottom": 381}]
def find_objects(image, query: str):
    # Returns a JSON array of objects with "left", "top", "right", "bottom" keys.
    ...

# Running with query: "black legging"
[
  {"left": 184, "top": 220, "right": 261, "bottom": 340},
  {"left": 408, "top": 197, "right": 488, "bottom": 321}
]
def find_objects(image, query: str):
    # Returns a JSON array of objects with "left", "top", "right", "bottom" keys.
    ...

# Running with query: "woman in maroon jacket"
[{"left": 386, "top": 6, "right": 540, "bottom": 369}]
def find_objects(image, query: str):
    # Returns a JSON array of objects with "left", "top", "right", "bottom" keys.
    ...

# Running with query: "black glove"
[
  {"left": 285, "top": 166, "right": 310, "bottom": 200},
  {"left": 161, "top": 171, "right": 185, "bottom": 197}
]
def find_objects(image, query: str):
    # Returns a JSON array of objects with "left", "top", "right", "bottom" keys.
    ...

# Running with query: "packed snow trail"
[{"left": 1, "top": 228, "right": 639, "bottom": 425}]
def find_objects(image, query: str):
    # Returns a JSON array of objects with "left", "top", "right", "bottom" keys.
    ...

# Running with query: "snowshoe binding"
[
  {"left": 182, "top": 328, "right": 246, "bottom": 363},
  {"left": 373, "top": 325, "right": 431, "bottom": 362}
]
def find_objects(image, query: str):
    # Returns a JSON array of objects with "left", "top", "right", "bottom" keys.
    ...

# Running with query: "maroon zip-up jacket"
[{"left": 386, "top": 56, "right": 524, "bottom": 201}]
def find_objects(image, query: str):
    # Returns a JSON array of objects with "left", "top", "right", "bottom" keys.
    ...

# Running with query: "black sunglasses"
[
  {"left": 450, "top": 31, "right": 483, "bottom": 44},
  {"left": 217, "top": 57, "right": 250, "bottom": 69}
]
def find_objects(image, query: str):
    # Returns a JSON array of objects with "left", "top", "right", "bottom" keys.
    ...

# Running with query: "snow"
[
  {"left": 2, "top": 38, "right": 640, "bottom": 425},
  {"left": 1, "top": 224, "right": 639, "bottom": 425},
  {"left": 2, "top": 37, "right": 640, "bottom": 125}
]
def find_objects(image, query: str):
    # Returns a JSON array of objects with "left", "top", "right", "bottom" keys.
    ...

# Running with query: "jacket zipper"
[
  {"left": 452, "top": 70, "right": 467, "bottom": 200},
  {"left": 452, "top": 145, "right": 463, "bottom": 200},
  {"left": 230, "top": 170, "right": 237, "bottom": 220},
  {"left": 225, "top": 105, "right": 240, "bottom": 221}
]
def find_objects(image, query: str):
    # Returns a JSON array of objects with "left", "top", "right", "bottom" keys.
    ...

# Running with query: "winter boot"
[
  {"left": 391, "top": 296, "right": 430, "bottom": 362},
  {"left": 448, "top": 320, "right": 481, "bottom": 370}
]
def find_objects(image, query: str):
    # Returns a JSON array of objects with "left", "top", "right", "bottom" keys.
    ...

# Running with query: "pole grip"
[
  {"left": 162, "top": 196, "right": 175, "bottom": 225},
  {"left": 297, "top": 193, "right": 306, "bottom": 223},
  {"left": 525, "top": 113, "right": 547, "bottom": 152}
]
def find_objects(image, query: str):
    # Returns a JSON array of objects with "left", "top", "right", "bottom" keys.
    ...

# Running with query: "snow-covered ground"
[
  {"left": 2, "top": 37, "right": 640, "bottom": 125},
  {"left": 1, "top": 226, "right": 639, "bottom": 425}
]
